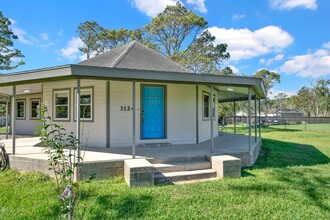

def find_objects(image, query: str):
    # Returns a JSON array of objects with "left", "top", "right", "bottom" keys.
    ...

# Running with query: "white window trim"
[
  {"left": 53, "top": 89, "right": 70, "bottom": 121},
  {"left": 30, "top": 99, "right": 41, "bottom": 120},
  {"left": 202, "top": 92, "right": 210, "bottom": 120},
  {"left": 16, "top": 99, "right": 26, "bottom": 120},
  {"left": 74, "top": 87, "right": 93, "bottom": 121}
]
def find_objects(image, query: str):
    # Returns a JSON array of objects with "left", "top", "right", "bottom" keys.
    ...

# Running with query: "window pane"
[
  {"left": 31, "top": 100, "right": 40, "bottom": 118},
  {"left": 80, "top": 94, "right": 91, "bottom": 104},
  {"left": 17, "top": 101, "right": 25, "bottom": 118},
  {"left": 203, "top": 94, "right": 209, "bottom": 118},
  {"left": 55, "top": 92, "right": 68, "bottom": 105},
  {"left": 80, "top": 105, "right": 91, "bottom": 119},
  {"left": 56, "top": 106, "right": 68, "bottom": 118}
]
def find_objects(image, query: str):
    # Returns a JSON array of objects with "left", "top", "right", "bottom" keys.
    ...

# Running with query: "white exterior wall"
[
  {"left": 198, "top": 85, "right": 219, "bottom": 143},
  {"left": 42, "top": 80, "right": 107, "bottom": 148},
  {"left": 15, "top": 93, "right": 42, "bottom": 135},
  {"left": 109, "top": 82, "right": 197, "bottom": 147},
  {"left": 18, "top": 79, "right": 219, "bottom": 148}
]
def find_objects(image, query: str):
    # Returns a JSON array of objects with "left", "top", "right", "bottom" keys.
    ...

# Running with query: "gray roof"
[{"left": 78, "top": 41, "right": 192, "bottom": 73}]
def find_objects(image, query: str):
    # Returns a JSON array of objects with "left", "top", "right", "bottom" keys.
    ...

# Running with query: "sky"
[{"left": 1, "top": 0, "right": 330, "bottom": 98}]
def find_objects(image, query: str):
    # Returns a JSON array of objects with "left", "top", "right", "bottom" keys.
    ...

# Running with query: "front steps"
[
  {"left": 150, "top": 156, "right": 217, "bottom": 185},
  {"left": 124, "top": 155, "right": 241, "bottom": 187}
]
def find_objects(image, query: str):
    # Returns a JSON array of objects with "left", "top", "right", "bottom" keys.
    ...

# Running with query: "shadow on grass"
[
  {"left": 85, "top": 193, "right": 153, "bottom": 219},
  {"left": 252, "top": 138, "right": 330, "bottom": 169}
]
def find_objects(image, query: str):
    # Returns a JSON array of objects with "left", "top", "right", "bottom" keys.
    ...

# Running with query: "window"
[
  {"left": 30, "top": 99, "right": 40, "bottom": 119},
  {"left": 203, "top": 93, "right": 216, "bottom": 120},
  {"left": 16, "top": 100, "right": 25, "bottom": 119},
  {"left": 74, "top": 88, "right": 93, "bottom": 121},
  {"left": 54, "top": 90, "right": 70, "bottom": 120},
  {"left": 203, "top": 93, "right": 209, "bottom": 119}
]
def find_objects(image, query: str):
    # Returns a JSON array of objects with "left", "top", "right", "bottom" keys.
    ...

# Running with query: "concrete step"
[
  {"left": 148, "top": 155, "right": 206, "bottom": 164},
  {"left": 154, "top": 169, "right": 217, "bottom": 185},
  {"left": 153, "top": 160, "right": 211, "bottom": 173},
  {"left": 173, "top": 177, "right": 219, "bottom": 185}
]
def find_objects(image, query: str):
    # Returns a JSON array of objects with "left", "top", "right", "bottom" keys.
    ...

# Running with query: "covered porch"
[{"left": 3, "top": 132, "right": 261, "bottom": 179}]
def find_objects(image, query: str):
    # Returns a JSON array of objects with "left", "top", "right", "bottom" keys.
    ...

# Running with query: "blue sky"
[{"left": 2, "top": 0, "right": 330, "bottom": 98}]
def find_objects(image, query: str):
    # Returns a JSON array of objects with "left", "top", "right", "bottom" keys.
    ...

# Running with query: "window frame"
[
  {"left": 53, "top": 89, "right": 71, "bottom": 122},
  {"left": 30, "top": 98, "right": 41, "bottom": 120},
  {"left": 202, "top": 92, "right": 210, "bottom": 120},
  {"left": 16, "top": 99, "right": 26, "bottom": 120},
  {"left": 202, "top": 92, "right": 217, "bottom": 121},
  {"left": 73, "top": 87, "right": 94, "bottom": 122}
]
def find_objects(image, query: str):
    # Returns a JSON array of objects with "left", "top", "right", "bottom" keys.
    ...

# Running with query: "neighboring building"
[
  {"left": 277, "top": 110, "right": 303, "bottom": 117},
  {"left": 0, "top": 41, "right": 266, "bottom": 148}
]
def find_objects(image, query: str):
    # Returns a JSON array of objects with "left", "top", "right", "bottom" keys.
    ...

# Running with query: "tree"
[
  {"left": 314, "top": 79, "right": 330, "bottom": 116},
  {"left": 171, "top": 31, "right": 230, "bottom": 74},
  {"left": 77, "top": 21, "right": 103, "bottom": 59},
  {"left": 144, "top": 2, "right": 207, "bottom": 57},
  {"left": 220, "top": 66, "right": 235, "bottom": 75},
  {"left": 0, "top": 11, "right": 24, "bottom": 71},
  {"left": 253, "top": 69, "right": 281, "bottom": 117},
  {"left": 145, "top": 3, "right": 229, "bottom": 74}
]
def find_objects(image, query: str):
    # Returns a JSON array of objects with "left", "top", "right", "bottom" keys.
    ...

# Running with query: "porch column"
[
  {"left": 258, "top": 98, "right": 261, "bottom": 138},
  {"left": 233, "top": 100, "right": 236, "bottom": 134},
  {"left": 210, "top": 85, "right": 214, "bottom": 153},
  {"left": 248, "top": 87, "right": 251, "bottom": 151},
  {"left": 254, "top": 96, "right": 257, "bottom": 143},
  {"left": 76, "top": 79, "right": 81, "bottom": 177},
  {"left": 132, "top": 81, "right": 136, "bottom": 159},
  {"left": 11, "top": 85, "right": 16, "bottom": 155},
  {"left": 5, "top": 97, "right": 9, "bottom": 139}
]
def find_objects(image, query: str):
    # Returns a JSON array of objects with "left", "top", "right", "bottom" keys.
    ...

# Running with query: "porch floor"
[{"left": 1, "top": 132, "right": 261, "bottom": 164}]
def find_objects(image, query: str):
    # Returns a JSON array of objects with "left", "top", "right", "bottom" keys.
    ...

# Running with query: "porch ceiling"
[{"left": 0, "top": 83, "right": 42, "bottom": 96}]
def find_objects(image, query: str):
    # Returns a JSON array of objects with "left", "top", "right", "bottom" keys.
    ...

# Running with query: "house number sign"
[{"left": 120, "top": 106, "right": 133, "bottom": 111}]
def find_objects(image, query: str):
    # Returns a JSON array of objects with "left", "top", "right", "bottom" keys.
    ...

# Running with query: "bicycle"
[{"left": 0, "top": 142, "right": 9, "bottom": 171}]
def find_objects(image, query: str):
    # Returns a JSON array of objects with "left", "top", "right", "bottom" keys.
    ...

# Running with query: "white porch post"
[
  {"left": 75, "top": 78, "right": 81, "bottom": 181},
  {"left": 11, "top": 85, "right": 16, "bottom": 155},
  {"left": 234, "top": 100, "right": 236, "bottom": 134},
  {"left": 254, "top": 96, "right": 257, "bottom": 143},
  {"left": 248, "top": 87, "right": 251, "bottom": 151},
  {"left": 5, "top": 97, "right": 9, "bottom": 139},
  {"left": 259, "top": 98, "right": 261, "bottom": 138},
  {"left": 132, "top": 81, "right": 136, "bottom": 159},
  {"left": 210, "top": 85, "right": 214, "bottom": 153}
]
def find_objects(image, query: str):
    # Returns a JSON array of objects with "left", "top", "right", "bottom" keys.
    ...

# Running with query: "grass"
[{"left": 1, "top": 124, "right": 330, "bottom": 219}]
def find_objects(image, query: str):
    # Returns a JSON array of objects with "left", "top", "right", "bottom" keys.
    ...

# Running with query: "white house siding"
[
  {"left": 109, "top": 82, "right": 197, "bottom": 147},
  {"left": 15, "top": 93, "right": 42, "bottom": 135},
  {"left": 198, "top": 85, "right": 219, "bottom": 143},
  {"left": 42, "top": 79, "right": 107, "bottom": 148},
  {"left": 25, "top": 79, "right": 218, "bottom": 148}
]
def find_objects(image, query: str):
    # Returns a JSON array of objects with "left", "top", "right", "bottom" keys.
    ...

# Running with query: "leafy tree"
[
  {"left": 220, "top": 66, "right": 235, "bottom": 75},
  {"left": 314, "top": 79, "right": 330, "bottom": 116},
  {"left": 0, "top": 11, "right": 24, "bottom": 71},
  {"left": 253, "top": 69, "right": 281, "bottom": 117},
  {"left": 77, "top": 21, "right": 103, "bottom": 59},
  {"left": 144, "top": 2, "right": 207, "bottom": 56},
  {"left": 294, "top": 87, "right": 315, "bottom": 116}
]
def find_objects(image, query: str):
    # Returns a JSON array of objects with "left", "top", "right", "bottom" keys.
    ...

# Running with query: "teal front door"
[{"left": 142, "top": 86, "right": 165, "bottom": 139}]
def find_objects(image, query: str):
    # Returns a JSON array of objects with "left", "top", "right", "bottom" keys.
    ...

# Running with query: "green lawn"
[{"left": 1, "top": 125, "right": 330, "bottom": 219}]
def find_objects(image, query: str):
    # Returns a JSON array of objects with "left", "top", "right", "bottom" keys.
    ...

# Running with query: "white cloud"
[
  {"left": 232, "top": 13, "right": 245, "bottom": 22},
  {"left": 12, "top": 27, "right": 35, "bottom": 45},
  {"left": 260, "top": 58, "right": 266, "bottom": 64},
  {"left": 39, "top": 42, "right": 55, "bottom": 50},
  {"left": 59, "top": 37, "right": 84, "bottom": 61},
  {"left": 280, "top": 43, "right": 330, "bottom": 78},
  {"left": 323, "top": 41, "right": 330, "bottom": 49},
  {"left": 130, "top": 0, "right": 177, "bottom": 17},
  {"left": 268, "top": 88, "right": 297, "bottom": 99},
  {"left": 265, "top": 54, "right": 284, "bottom": 66},
  {"left": 186, "top": 0, "right": 207, "bottom": 13},
  {"left": 208, "top": 25, "right": 293, "bottom": 61},
  {"left": 270, "top": 0, "right": 317, "bottom": 10},
  {"left": 41, "top": 33, "right": 49, "bottom": 41},
  {"left": 228, "top": 65, "right": 239, "bottom": 74},
  {"left": 8, "top": 18, "right": 17, "bottom": 25}
]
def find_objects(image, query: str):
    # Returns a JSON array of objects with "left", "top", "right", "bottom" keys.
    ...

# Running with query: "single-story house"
[{"left": 0, "top": 41, "right": 266, "bottom": 155}]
